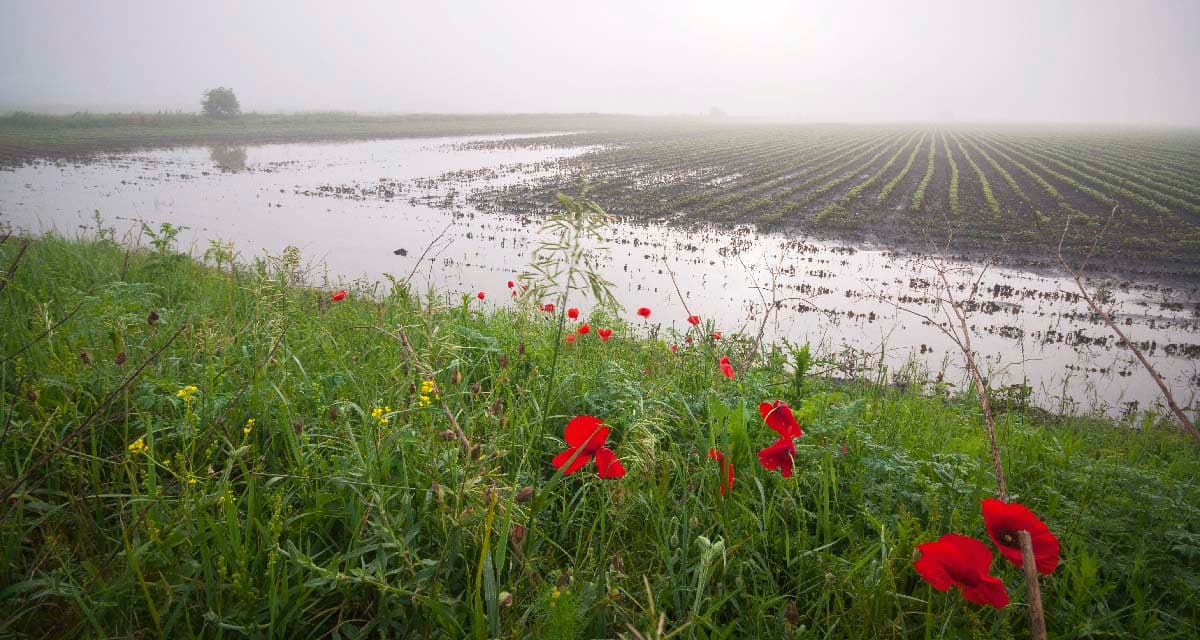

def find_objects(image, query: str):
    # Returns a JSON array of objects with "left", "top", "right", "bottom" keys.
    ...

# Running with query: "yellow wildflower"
[
  {"left": 176, "top": 385, "right": 199, "bottom": 400},
  {"left": 187, "top": 477, "right": 198, "bottom": 486},
  {"left": 418, "top": 395, "right": 431, "bottom": 407},
  {"left": 371, "top": 406, "right": 390, "bottom": 426},
  {"left": 128, "top": 437, "right": 147, "bottom": 455},
  {"left": 244, "top": 418, "right": 255, "bottom": 436}
]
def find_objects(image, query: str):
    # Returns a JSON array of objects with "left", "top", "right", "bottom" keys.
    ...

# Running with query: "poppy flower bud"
[
  {"left": 556, "top": 571, "right": 572, "bottom": 589},
  {"left": 477, "top": 291, "right": 485, "bottom": 300},
  {"left": 147, "top": 310, "right": 159, "bottom": 326},
  {"left": 431, "top": 481, "right": 442, "bottom": 501},
  {"left": 567, "top": 307, "right": 579, "bottom": 319},
  {"left": 470, "top": 383, "right": 481, "bottom": 395},
  {"left": 80, "top": 351, "right": 91, "bottom": 365},
  {"left": 612, "top": 554, "right": 624, "bottom": 572},
  {"left": 489, "top": 398, "right": 503, "bottom": 416},
  {"left": 471, "top": 444, "right": 482, "bottom": 460},
  {"left": 499, "top": 354, "right": 509, "bottom": 368},
  {"left": 452, "top": 370, "right": 463, "bottom": 384},
  {"left": 518, "top": 341, "right": 526, "bottom": 356},
  {"left": 113, "top": 351, "right": 126, "bottom": 366},
  {"left": 440, "top": 429, "right": 457, "bottom": 441},
  {"left": 515, "top": 486, "right": 534, "bottom": 503},
  {"left": 329, "top": 406, "right": 340, "bottom": 421}
]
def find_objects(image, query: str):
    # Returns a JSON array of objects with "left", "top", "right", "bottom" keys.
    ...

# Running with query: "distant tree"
[{"left": 201, "top": 87, "right": 241, "bottom": 118}]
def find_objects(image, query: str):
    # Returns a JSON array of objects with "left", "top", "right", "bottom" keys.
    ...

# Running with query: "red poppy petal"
[
  {"left": 595, "top": 447, "right": 626, "bottom": 479},
  {"left": 757, "top": 437, "right": 795, "bottom": 477},
  {"left": 708, "top": 448, "right": 724, "bottom": 463},
  {"left": 981, "top": 499, "right": 1060, "bottom": 575},
  {"left": 914, "top": 534, "right": 1008, "bottom": 608},
  {"left": 960, "top": 575, "right": 1010, "bottom": 609},
  {"left": 564, "top": 415, "right": 609, "bottom": 451},
  {"left": 551, "top": 447, "right": 593, "bottom": 475},
  {"left": 720, "top": 362, "right": 735, "bottom": 380},
  {"left": 759, "top": 400, "right": 803, "bottom": 438}
]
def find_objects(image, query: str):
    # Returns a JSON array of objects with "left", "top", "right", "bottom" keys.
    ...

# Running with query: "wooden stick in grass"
[{"left": 1019, "top": 530, "right": 1048, "bottom": 640}]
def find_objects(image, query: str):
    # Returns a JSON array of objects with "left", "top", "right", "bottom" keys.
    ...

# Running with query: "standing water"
[{"left": 1, "top": 134, "right": 1196, "bottom": 419}]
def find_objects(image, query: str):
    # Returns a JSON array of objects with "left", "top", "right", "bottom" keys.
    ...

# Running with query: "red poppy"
[
  {"left": 551, "top": 415, "right": 624, "bottom": 478},
  {"left": 331, "top": 290, "right": 347, "bottom": 302},
  {"left": 541, "top": 303, "right": 555, "bottom": 313},
  {"left": 670, "top": 344, "right": 678, "bottom": 353},
  {"left": 595, "top": 446, "right": 627, "bottom": 479},
  {"left": 637, "top": 307, "right": 651, "bottom": 319},
  {"left": 757, "top": 436, "right": 796, "bottom": 477},
  {"left": 685, "top": 336, "right": 693, "bottom": 344},
  {"left": 512, "top": 291, "right": 518, "bottom": 297},
  {"left": 981, "top": 499, "right": 1060, "bottom": 575},
  {"left": 914, "top": 533, "right": 1010, "bottom": 609},
  {"left": 566, "top": 334, "right": 577, "bottom": 343},
  {"left": 507, "top": 280, "right": 515, "bottom": 289},
  {"left": 567, "top": 307, "right": 580, "bottom": 320},
  {"left": 687, "top": 315, "right": 701, "bottom": 326},
  {"left": 758, "top": 400, "right": 803, "bottom": 438},
  {"left": 719, "top": 355, "right": 735, "bottom": 380},
  {"left": 712, "top": 331, "right": 722, "bottom": 340},
  {"left": 597, "top": 328, "right": 613, "bottom": 341},
  {"left": 477, "top": 291, "right": 486, "bottom": 301},
  {"left": 578, "top": 323, "right": 590, "bottom": 335},
  {"left": 708, "top": 448, "right": 734, "bottom": 495}
]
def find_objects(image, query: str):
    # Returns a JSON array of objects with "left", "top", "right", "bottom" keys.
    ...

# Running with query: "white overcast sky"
[{"left": 1, "top": 0, "right": 1198, "bottom": 125}]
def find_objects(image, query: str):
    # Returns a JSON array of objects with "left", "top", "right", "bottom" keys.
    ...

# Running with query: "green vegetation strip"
[{"left": 1, "top": 232, "right": 1198, "bottom": 637}]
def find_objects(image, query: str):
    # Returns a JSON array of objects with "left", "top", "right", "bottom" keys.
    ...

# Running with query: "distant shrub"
[{"left": 201, "top": 87, "right": 241, "bottom": 118}]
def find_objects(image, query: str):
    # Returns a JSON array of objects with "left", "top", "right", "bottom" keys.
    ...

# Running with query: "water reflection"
[{"left": 208, "top": 144, "right": 247, "bottom": 172}]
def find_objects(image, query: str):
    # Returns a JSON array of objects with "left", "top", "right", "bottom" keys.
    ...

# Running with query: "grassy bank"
[
  {"left": 0, "top": 111, "right": 630, "bottom": 162},
  {"left": 0, "top": 230, "right": 1197, "bottom": 638}
]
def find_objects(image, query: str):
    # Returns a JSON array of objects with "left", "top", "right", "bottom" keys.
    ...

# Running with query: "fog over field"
[{"left": 2, "top": 0, "right": 1198, "bottom": 125}]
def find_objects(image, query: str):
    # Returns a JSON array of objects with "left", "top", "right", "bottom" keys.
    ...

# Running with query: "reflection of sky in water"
[{"left": 1, "top": 134, "right": 1196, "bottom": 419}]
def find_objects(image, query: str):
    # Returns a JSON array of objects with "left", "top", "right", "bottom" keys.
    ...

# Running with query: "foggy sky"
[{"left": 2, "top": 0, "right": 1198, "bottom": 126}]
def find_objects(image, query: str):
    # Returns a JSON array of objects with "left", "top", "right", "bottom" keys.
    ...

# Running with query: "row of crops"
[{"left": 481, "top": 124, "right": 1200, "bottom": 269}]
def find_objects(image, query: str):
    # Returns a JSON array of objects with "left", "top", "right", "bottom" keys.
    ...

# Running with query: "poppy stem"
[{"left": 1018, "top": 530, "right": 1048, "bottom": 640}]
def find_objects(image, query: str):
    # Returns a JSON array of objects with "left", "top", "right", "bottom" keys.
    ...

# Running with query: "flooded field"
[{"left": 1, "top": 134, "right": 1196, "bottom": 419}]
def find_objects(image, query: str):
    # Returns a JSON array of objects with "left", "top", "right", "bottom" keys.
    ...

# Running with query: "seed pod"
[
  {"left": 470, "top": 444, "right": 482, "bottom": 460},
  {"left": 329, "top": 406, "right": 340, "bottom": 421},
  {"left": 509, "top": 523, "right": 526, "bottom": 547},
  {"left": 113, "top": 351, "right": 126, "bottom": 366},
  {"left": 489, "top": 398, "right": 503, "bottom": 416},
  {"left": 611, "top": 554, "right": 624, "bottom": 572},
  {"left": 431, "top": 481, "right": 442, "bottom": 501},
  {"left": 498, "top": 354, "right": 509, "bottom": 369},
  {"left": 469, "top": 383, "right": 481, "bottom": 396},
  {"left": 556, "top": 571, "right": 572, "bottom": 589},
  {"left": 517, "top": 341, "right": 526, "bottom": 356},
  {"left": 498, "top": 591, "right": 513, "bottom": 608},
  {"left": 147, "top": 310, "right": 159, "bottom": 326},
  {"left": 784, "top": 600, "right": 800, "bottom": 626},
  {"left": 451, "top": 370, "right": 463, "bottom": 385},
  {"left": 514, "top": 486, "right": 534, "bottom": 503},
  {"left": 80, "top": 351, "right": 91, "bottom": 365},
  {"left": 440, "top": 429, "right": 457, "bottom": 441}
]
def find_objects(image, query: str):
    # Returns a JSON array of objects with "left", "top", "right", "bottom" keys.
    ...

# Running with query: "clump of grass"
[{"left": 0, "top": 231, "right": 1197, "bottom": 637}]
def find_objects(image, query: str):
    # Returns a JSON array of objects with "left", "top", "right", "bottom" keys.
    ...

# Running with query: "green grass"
[
  {"left": 1, "top": 231, "right": 1198, "bottom": 638},
  {"left": 0, "top": 111, "right": 631, "bottom": 158}
]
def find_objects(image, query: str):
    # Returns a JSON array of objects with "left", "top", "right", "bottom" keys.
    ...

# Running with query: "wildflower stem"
[{"left": 1018, "top": 530, "right": 1048, "bottom": 640}]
